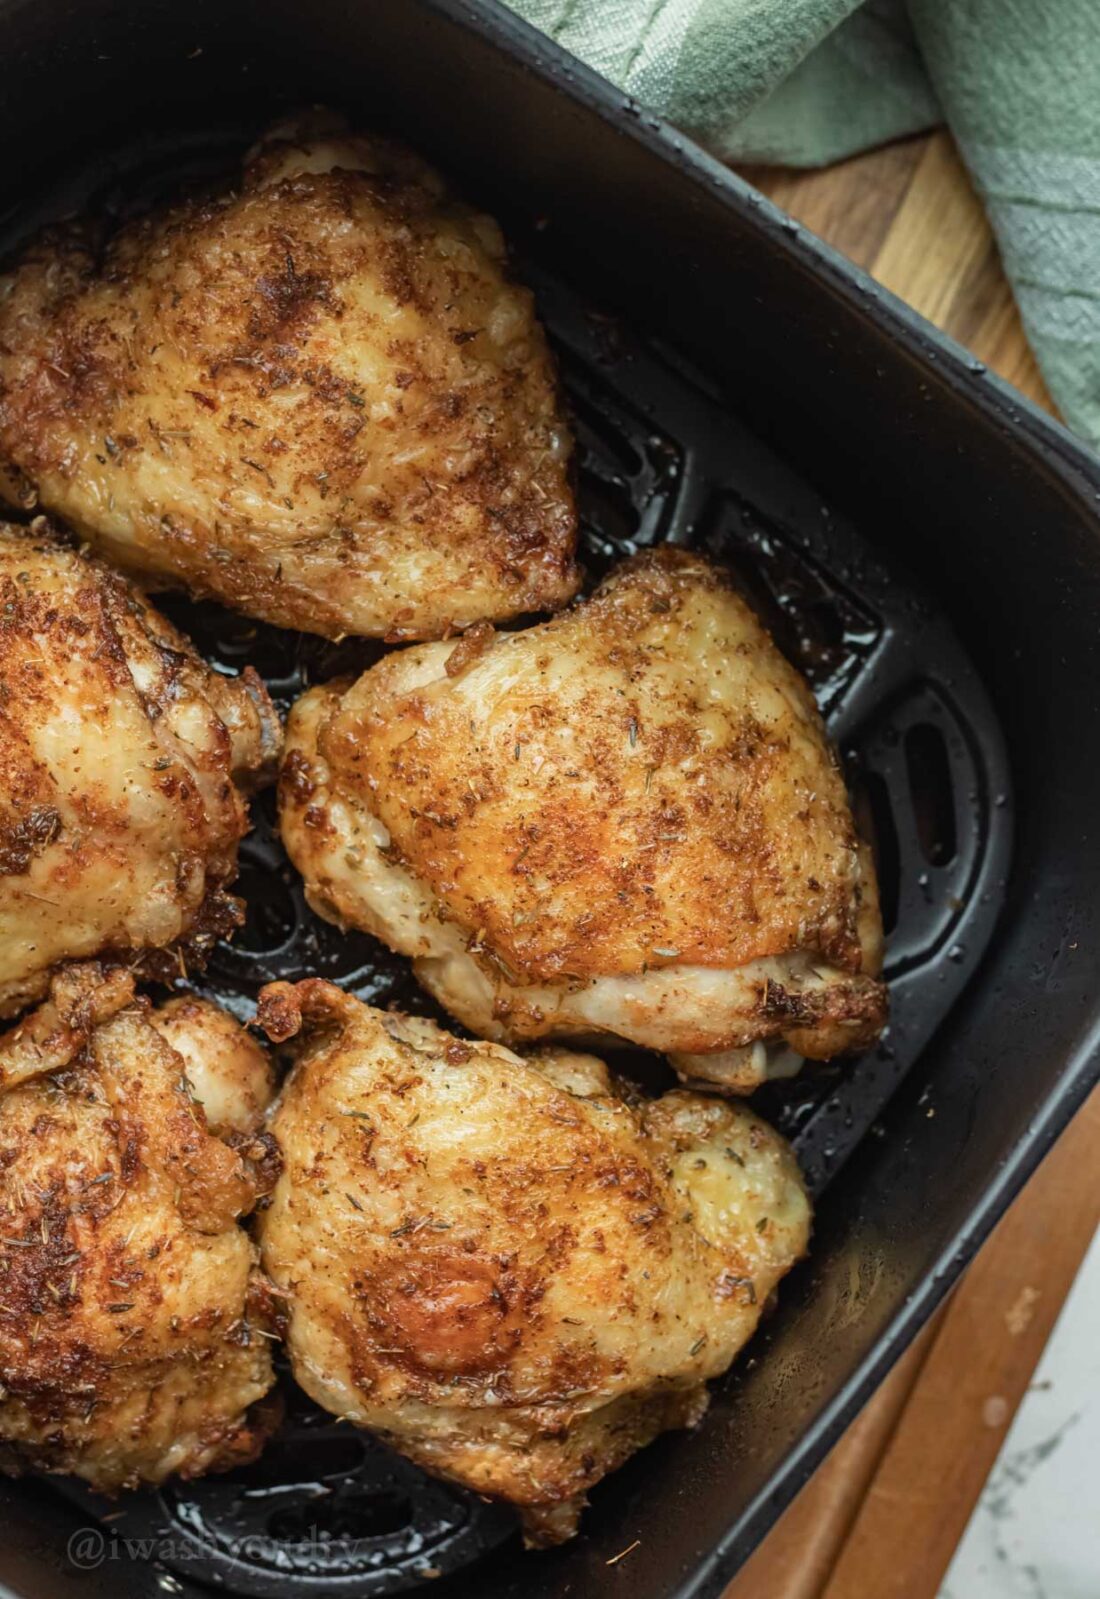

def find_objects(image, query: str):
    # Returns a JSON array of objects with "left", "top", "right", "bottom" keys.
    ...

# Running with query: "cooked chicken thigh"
[
  {"left": 0, "top": 964, "right": 279, "bottom": 1490},
  {"left": 0, "top": 520, "right": 278, "bottom": 1018},
  {"left": 0, "top": 114, "right": 579, "bottom": 640},
  {"left": 255, "top": 980, "right": 810, "bottom": 1545},
  {"left": 278, "top": 548, "right": 886, "bottom": 1088}
]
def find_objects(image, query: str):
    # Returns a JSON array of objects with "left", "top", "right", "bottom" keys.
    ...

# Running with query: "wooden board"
[{"left": 721, "top": 129, "right": 1097, "bottom": 1599}]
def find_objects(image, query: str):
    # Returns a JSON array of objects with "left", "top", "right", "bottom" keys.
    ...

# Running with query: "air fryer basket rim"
[{"left": 0, "top": 2, "right": 1098, "bottom": 1597}]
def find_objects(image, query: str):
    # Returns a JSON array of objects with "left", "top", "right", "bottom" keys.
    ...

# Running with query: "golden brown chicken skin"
[
  {"left": 152, "top": 995, "right": 277, "bottom": 1139},
  {"left": 255, "top": 979, "right": 810, "bottom": 1545},
  {"left": 278, "top": 548, "right": 886, "bottom": 1089},
  {"left": 0, "top": 964, "right": 280, "bottom": 1491},
  {"left": 0, "top": 114, "right": 579, "bottom": 640},
  {"left": 0, "top": 519, "right": 278, "bottom": 1019}
]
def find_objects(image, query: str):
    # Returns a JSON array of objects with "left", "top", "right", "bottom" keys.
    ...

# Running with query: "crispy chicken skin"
[
  {"left": 0, "top": 113, "right": 579, "bottom": 640},
  {"left": 0, "top": 520, "right": 279, "bottom": 1019},
  {"left": 255, "top": 980, "right": 810, "bottom": 1545},
  {"left": 278, "top": 548, "right": 887, "bottom": 1088},
  {"left": 151, "top": 996, "right": 277, "bottom": 1139},
  {"left": 0, "top": 965, "right": 280, "bottom": 1491}
]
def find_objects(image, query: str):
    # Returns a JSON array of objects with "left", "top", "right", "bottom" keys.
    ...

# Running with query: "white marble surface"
[{"left": 939, "top": 1226, "right": 1100, "bottom": 1599}]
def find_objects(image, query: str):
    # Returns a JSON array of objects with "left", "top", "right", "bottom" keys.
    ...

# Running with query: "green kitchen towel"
[{"left": 506, "top": 0, "right": 1100, "bottom": 450}]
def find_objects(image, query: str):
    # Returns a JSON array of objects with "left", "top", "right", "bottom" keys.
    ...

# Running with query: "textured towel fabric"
[{"left": 506, "top": 0, "right": 1100, "bottom": 450}]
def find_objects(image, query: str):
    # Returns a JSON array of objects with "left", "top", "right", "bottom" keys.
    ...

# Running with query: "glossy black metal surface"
[{"left": 0, "top": 4, "right": 1097, "bottom": 1597}]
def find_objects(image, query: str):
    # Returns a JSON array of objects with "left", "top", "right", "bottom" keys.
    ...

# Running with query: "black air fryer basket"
[{"left": 1, "top": 4, "right": 1099, "bottom": 1598}]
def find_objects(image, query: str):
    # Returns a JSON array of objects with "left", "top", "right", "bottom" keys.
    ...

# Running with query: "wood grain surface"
[{"left": 722, "top": 129, "right": 1097, "bottom": 1599}]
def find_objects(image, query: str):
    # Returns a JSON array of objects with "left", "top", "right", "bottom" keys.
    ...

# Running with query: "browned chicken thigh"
[
  {"left": 0, "top": 964, "right": 279, "bottom": 1490},
  {"left": 278, "top": 547, "right": 886, "bottom": 1089},
  {"left": 0, "top": 520, "right": 277, "bottom": 1018},
  {"left": 0, "top": 114, "right": 579, "bottom": 639},
  {"left": 255, "top": 980, "right": 811, "bottom": 1545}
]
